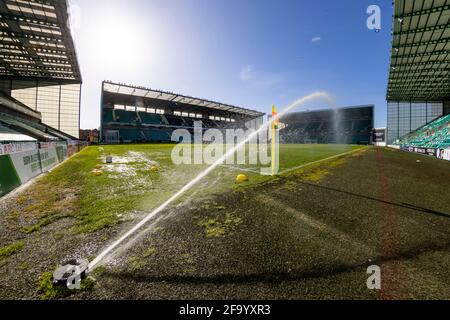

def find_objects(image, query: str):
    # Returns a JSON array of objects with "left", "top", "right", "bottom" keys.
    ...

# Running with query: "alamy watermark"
[
  {"left": 170, "top": 121, "right": 281, "bottom": 176},
  {"left": 367, "top": 5, "right": 381, "bottom": 32},
  {"left": 367, "top": 265, "right": 381, "bottom": 290}
]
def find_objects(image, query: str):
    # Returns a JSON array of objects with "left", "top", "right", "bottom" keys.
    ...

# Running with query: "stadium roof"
[
  {"left": 0, "top": 0, "right": 81, "bottom": 82},
  {"left": 387, "top": 0, "right": 450, "bottom": 101},
  {"left": 0, "top": 110, "right": 76, "bottom": 140},
  {"left": 281, "top": 104, "right": 374, "bottom": 116},
  {"left": 0, "top": 121, "right": 36, "bottom": 141},
  {"left": 103, "top": 81, "right": 265, "bottom": 118}
]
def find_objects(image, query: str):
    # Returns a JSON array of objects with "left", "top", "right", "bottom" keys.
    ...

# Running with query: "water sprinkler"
[
  {"left": 52, "top": 259, "right": 89, "bottom": 288},
  {"left": 86, "top": 92, "right": 334, "bottom": 272}
]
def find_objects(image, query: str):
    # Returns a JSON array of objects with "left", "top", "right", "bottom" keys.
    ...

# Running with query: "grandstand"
[
  {"left": 386, "top": 0, "right": 450, "bottom": 145},
  {"left": 0, "top": 91, "right": 86, "bottom": 197},
  {"left": 0, "top": 91, "right": 76, "bottom": 142},
  {"left": 0, "top": 0, "right": 85, "bottom": 197},
  {"left": 280, "top": 105, "right": 374, "bottom": 145},
  {"left": 394, "top": 114, "right": 450, "bottom": 149},
  {"left": 100, "top": 81, "right": 265, "bottom": 144},
  {"left": 0, "top": 0, "right": 82, "bottom": 139}
]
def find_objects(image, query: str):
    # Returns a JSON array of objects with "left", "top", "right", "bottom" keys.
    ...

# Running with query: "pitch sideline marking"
[
  {"left": 218, "top": 147, "right": 368, "bottom": 175},
  {"left": 279, "top": 147, "right": 369, "bottom": 175},
  {"left": 219, "top": 164, "right": 260, "bottom": 173}
]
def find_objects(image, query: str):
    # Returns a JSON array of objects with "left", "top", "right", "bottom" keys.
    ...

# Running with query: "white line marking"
[
  {"left": 279, "top": 147, "right": 367, "bottom": 175},
  {"left": 219, "top": 164, "right": 260, "bottom": 173},
  {"left": 219, "top": 147, "right": 367, "bottom": 176}
]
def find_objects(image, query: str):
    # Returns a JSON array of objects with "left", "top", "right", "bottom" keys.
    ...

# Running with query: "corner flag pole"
[{"left": 271, "top": 105, "right": 278, "bottom": 176}]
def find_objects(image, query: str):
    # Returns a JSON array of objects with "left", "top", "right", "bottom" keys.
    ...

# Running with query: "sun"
[{"left": 89, "top": 15, "right": 147, "bottom": 70}]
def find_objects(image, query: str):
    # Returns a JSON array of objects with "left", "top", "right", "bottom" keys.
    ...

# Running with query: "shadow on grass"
[
  {"left": 104, "top": 264, "right": 364, "bottom": 285},
  {"left": 104, "top": 238, "right": 450, "bottom": 286},
  {"left": 299, "top": 182, "right": 450, "bottom": 219}
]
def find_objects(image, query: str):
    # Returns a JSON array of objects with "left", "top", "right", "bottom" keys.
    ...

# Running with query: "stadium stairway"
[
  {"left": 161, "top": 115, "right": 170, "bottom": 125},
  {"left": 165, "top": 115, "right": 184, "bottom": 127},
  {"left": 136, "top": 111, "right": 143, "bottom": 123}
]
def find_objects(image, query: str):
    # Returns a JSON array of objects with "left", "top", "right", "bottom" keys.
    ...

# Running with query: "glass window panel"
[
  {"left": 59, "top": 84, "right": 80, "bottom": 138},
  {"left": 427, "top": 102, "right": 443, "bottom": 122},
  {"left": 387, "top": 101, "right": 399, "bottom": 144},
  {"left": 11, "top": 80, "right": 38, "bottom": 110},
  {"left": 410, "top": 102, "right": 427, "bottom": 132},
  {"left": 398, "top": 102, "right": 411, "bottom": 138}
]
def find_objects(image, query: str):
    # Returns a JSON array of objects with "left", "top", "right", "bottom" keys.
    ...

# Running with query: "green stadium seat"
[{"left": 395, "top": 114, "right": 450, "bottom": 149}]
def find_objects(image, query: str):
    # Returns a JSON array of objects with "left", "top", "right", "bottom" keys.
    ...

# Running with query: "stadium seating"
[
  {"left": 104, "top": 109, "right": 168, "bottom": 126},
  {"left": 115, "top": 110, "right": 139, "bottom": 124},
  {"left": 0, "top": 122, "right": 18, "bottom": 135},
  {"left": 102, "top": 107, "right": 255, "bottom": 144},
  {"left": 165, "top": 115, "right": 185, "bottom": 127},
  {"left": 202, "top": 119, "right": 219, "bottom": 128},
  {"left": 139, "top": 112, "right": 164, "bottom": 125},
  {"left": 394, "top": 114, "right": 450, "bottom": 149},
  {"left": 0, "top": 112, "right": 68, "bottom": 140},
  {"left": 144, "top": 129, "right": 172, "bottom": 142},
  {"left": 354, "top": 120, "right": 372, "bottom": 132},
  {"left": 116, "top": 128, "right": 172, "bottom": 143},
  {"left": 182, "top": 117, "right": 196, "bottom": 127},
  {"left": 103, "top": 109, "right": 114, "bottom": 123},
  {"left": 281, "top": 118, "right": 372, "bottom": 144}
]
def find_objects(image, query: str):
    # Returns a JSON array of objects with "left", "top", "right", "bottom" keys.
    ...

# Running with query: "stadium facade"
[
  {"left": 0, "top": 0, "right": 85, "bottom": 197},
  {"left": 280, "top": 105, "right": 374, "bottom": 145},
  {"left": 386, "top": 0, "right": 450, "bottom": 146},
  {"left": 100, "top": 81, "right": 265, "bottom": 144},
  {"left": 0, "top": 0, "right": 82, "bottom": 138}
]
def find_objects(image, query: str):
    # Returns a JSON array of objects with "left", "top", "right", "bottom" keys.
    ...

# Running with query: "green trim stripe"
[{"left": 0, "top": 154, "right": 21, "bottom": 197}]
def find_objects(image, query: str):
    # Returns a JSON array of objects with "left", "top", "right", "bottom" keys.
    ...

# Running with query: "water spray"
[{"left": 55, "top": 92, "right": 333, "bottom": 285}]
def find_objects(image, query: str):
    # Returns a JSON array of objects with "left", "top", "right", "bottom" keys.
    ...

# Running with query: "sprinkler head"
[{"left": 52, "top": 259, "right": 89, "bottom": 288}]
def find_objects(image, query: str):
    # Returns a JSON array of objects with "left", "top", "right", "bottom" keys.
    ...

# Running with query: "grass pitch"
[
  {"left": 7, "top": 144, "right": 363, "bottom": 235},
  {"left": 1, "top": 144, "right": 449, "bottom": 299}
]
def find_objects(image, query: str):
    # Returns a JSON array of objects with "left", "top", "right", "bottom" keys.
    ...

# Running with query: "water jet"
[{"left": 85, "top": 92, "right": 334, "bottom": 272}]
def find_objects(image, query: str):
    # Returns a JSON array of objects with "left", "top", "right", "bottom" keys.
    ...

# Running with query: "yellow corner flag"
[
  {"left": 272, "top": 105, "right": 280, "bottom": 128},
  {"left": 271, "top": 105, "right": 278, "bottom": 176}
]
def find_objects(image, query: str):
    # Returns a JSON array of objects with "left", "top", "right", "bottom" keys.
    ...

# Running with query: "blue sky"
[{"left": 71, "top": 0, "right": 393, "bottom": 129}]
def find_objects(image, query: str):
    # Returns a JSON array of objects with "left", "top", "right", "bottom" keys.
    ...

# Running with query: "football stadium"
[
  {"left": 0, "top": 0, "right": 450, "bottom": 303},
  {"left": 100, "top": 81, "right": 265, "bottom": 144}
]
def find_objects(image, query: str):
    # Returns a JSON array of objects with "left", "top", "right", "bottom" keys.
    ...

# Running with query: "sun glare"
[{"left": 90, "top": 16, "right": 147, "bottom": 70}]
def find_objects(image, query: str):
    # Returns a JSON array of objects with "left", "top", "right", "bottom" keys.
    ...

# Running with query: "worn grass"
[
  {"left": 0, "top": 241, "right": 25, "bottom": 258},
  {"left": 13, "top": 144, "right": 364, "bottom": 236},
  {"left": 37, "top": 272, "right": 95, "bottom": 300}
]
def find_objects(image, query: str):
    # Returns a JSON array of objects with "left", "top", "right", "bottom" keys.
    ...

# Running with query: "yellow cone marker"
[{"left": 236, "top": 174, "right": 248, "bottom": 182}]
